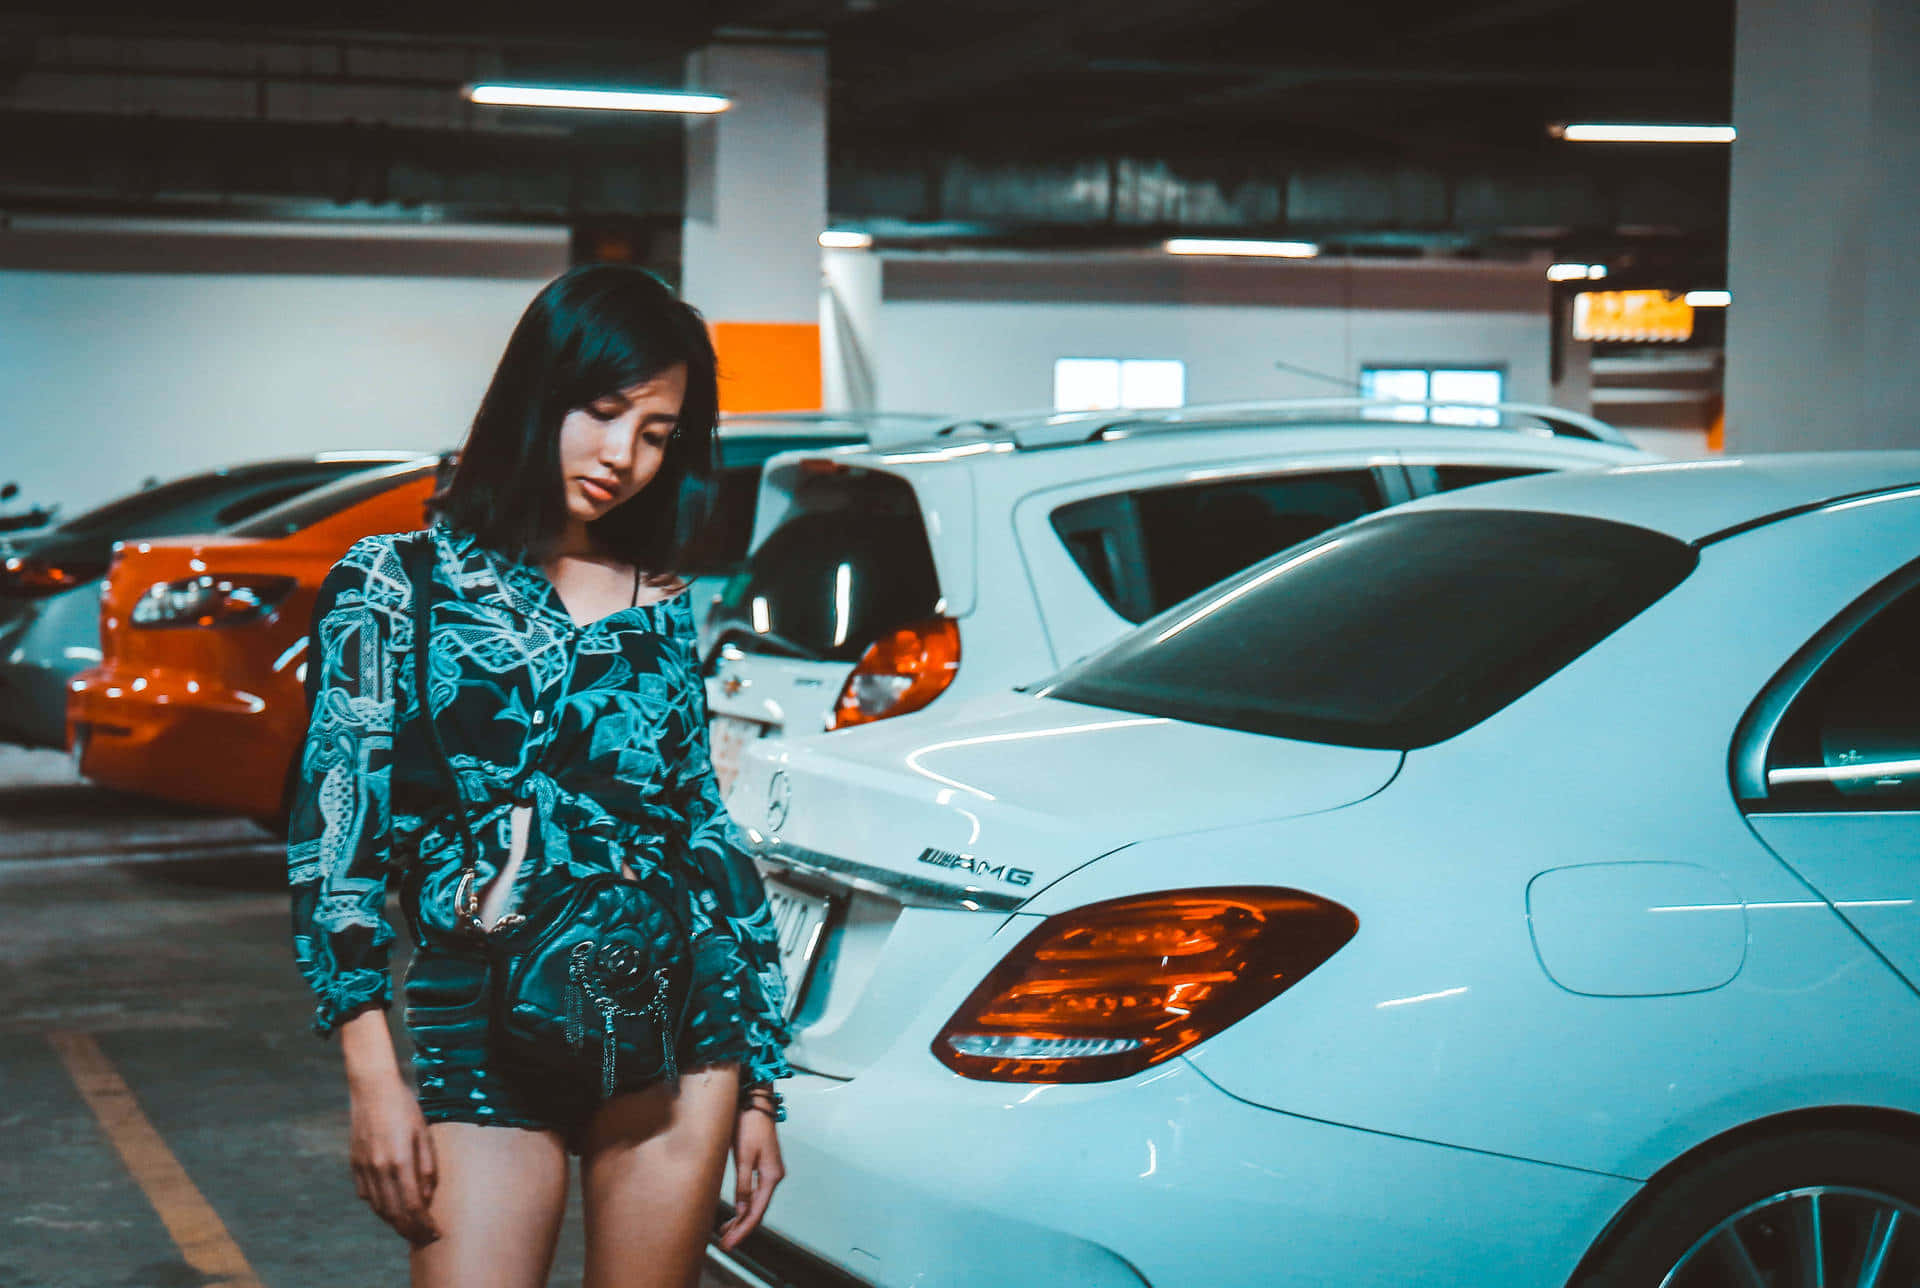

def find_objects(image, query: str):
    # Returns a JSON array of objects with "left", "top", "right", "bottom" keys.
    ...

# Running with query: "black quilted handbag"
[{"left": 400, "top": 534, "right": 694, "bottom": 1098}]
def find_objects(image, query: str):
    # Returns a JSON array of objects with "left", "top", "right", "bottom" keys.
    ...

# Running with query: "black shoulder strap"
[{"left": 401, "top": 533, "right": 479, "bottom": 879}]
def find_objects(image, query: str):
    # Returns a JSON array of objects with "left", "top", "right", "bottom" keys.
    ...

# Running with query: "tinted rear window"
[
  {"left": 54, "top": 461, "right": 367, "bottom": 537},
  {"left": 711, "top": 470, "right": 938, "bottom": 663},
  {"left": 678, "top": 435, "right": 864, "bottom": 576},
  {"left": 1041, "top": 509, "right": 1696, "bottom": 749},
  {"left": 1053, "top": 469, "right": 1384, "bottom": 623},
  {"left": 228, "top": 461, "right": 434, "bottom": 538}
]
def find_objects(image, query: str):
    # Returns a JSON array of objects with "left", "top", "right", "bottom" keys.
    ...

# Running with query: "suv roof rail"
[{"left": 971, "top": 399, "right": 1630, "bottom": 450}]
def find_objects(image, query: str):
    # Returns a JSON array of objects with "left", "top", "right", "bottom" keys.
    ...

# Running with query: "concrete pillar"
[
  {"left": 821, "top": 246, "right": 883, "bottom": 410},
  {"left": 682, "top": 42, "right": 828, "bottom": 412},
  {"left": 1549, "top": 293, "right": 1594, "bottom": 418},
  {"left": 1724, "top": 0, "right": 1920, "bottom": 451}
]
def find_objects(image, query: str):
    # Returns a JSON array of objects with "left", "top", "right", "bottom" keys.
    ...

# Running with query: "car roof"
[
  {"left": 782, "top": 420, "right": 1648, "bottom": 495},
  {"left": 1391, "top": 451, "right": 1920, "bottom": 542}
]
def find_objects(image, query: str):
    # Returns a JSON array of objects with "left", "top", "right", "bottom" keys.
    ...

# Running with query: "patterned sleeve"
[
  {"left": 288, "top": 537, "right": 402, "bottom": 1037},
  {"left": 666, "top": 599, "right": 794, "bottom": 1091}
]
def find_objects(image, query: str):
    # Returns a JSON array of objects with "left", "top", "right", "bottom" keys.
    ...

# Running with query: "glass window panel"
[
  {"left": 1119, "top": 359, "right": 1186, "bottom": 409},
  {"left": 1055, "top": 358, "right": 1122, "bottom": 412},
  {"left": 1360, "top": 369, "right": 1430, "bottom": 421},
  {"left": 1430, "top": 369, "right": 1504, "bottom": 426}
]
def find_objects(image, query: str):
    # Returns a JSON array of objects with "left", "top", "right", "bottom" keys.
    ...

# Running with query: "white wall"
[
  {"left": 0, "top": 224, "right": 565, "bottom": 517},
  {"left": 823, "top": 251, "right": 1553, "bottom": 415}
]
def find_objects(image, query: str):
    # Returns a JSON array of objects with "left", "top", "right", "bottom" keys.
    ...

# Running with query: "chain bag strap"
[{"left": 399, "top": 532, "right": 693, "bottom": 1097}]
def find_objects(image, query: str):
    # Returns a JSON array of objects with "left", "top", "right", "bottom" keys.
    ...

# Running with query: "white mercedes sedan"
[{"left": 721, "top": 452, "right": 1920, "bottom": 1288}]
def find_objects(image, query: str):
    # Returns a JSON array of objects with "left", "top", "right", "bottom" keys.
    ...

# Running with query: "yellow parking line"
[{"left": 47, "top": 1030, "right": 264, "bottom": 1288}]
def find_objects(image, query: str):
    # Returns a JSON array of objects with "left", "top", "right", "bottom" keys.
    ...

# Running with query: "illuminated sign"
[{"left": 1572, "top": 290, "right": 1695, "bottom": 343}]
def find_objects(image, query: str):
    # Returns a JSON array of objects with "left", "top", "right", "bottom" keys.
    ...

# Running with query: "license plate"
[
  {"left": 763, "top": 876, "right": 832, "bottom": 1020},
  {"left": 710, "top": 714, "right": 771, "bottom": 799}
]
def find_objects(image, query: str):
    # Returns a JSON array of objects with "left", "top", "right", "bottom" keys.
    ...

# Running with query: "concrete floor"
[{"left": 0, "top": 747, "right": 739, "bottom": 1288}]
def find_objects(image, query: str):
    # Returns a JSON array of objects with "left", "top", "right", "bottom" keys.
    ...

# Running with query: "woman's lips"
[{"left": 580, "top": 477, "right": 618, "bottom": 504}]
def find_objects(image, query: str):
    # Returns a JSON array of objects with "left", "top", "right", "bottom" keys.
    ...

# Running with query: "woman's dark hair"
[{"left": 436, "top": 264, "right": 720, "bottom": 573}]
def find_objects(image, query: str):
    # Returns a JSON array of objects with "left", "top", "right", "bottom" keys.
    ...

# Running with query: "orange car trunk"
[{"left": 69, "top": 472, "right": 435, "bottom": 820}]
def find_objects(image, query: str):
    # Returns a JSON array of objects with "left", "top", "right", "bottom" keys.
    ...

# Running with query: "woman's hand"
[
  {"left": 716, "top": 1100, "right": 784, "bottom": 1252},
  {"left": 339, "top": 1009, "right": 441, "bottom": 1246}
]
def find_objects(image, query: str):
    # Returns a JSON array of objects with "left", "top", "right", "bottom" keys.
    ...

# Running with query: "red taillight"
[
  {"left": 1, "top": 556, "right": 106, "bottom": 597},
  {"left": 128, "top": 574, "right": 296, "bottom": 628},
  {"left": 827, "top": 616, "right": 960, "bottom": 730},
  {"left": 934, "top": 887, "right": 1357, "bottom": 1083}
]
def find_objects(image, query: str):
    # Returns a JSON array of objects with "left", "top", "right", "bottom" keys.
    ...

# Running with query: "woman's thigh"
[
  {"left": 579, "top": 1066, "right": 739, "bottom": 1288},
  {"left": 411, "top": 1122, "right": 570, "bottom": 1288}
]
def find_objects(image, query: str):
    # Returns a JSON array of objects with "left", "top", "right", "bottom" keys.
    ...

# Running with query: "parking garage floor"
[{"left": 0, "top": 747, "right": 738, "bottom": 1288}]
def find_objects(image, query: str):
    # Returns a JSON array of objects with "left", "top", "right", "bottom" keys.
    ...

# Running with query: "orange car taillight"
[
  {"left": 826, "top": 616, "right": 960, "bottom": 730},
  {"left": 934, "top": 887, "right": 1357, "bottom": 1083},
  {"left": 129, "top": 575, "right": 296, "bottom": 628}
]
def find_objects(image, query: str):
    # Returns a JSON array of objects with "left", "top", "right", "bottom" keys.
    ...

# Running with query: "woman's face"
[{"left": 556, "top": 363, "right": 689, "bottom": 526}]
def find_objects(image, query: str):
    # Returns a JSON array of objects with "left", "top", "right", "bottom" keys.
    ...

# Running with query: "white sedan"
[{"left": 721, "top": 452, "right": 1920, "bottom": 1288}]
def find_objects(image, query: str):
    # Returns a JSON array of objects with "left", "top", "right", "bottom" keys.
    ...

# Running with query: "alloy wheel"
[{"left": 1660, "top": 1185, "right": 1920, "bottom": 1287}]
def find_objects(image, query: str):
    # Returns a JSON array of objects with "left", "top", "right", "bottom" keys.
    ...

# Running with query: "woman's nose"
[{"left": 600, "top": 419, "right": 637, "bottom": 470}]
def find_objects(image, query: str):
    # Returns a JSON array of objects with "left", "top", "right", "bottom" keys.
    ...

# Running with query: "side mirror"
[{"left": 0, "top": 482, "right": 17, "bottom": 502}]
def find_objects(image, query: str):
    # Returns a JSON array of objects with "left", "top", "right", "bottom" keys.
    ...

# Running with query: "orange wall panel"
[{"left": 710, "top": 321, "right": 823, "bottom": 413}]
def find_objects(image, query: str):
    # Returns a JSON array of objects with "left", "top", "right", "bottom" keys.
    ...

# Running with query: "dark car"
[{"left": 0, "top": 452, "right": 425, "bottom": 748}]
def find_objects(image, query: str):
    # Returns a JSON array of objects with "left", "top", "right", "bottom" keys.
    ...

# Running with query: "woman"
[{"left": 288, "top": 264, "right": 791, "bottom": 1287}]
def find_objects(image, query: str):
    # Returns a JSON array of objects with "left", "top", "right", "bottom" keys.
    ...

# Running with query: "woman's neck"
[{"left": 550, "top": 519, "right": 600, "bottom": 563}]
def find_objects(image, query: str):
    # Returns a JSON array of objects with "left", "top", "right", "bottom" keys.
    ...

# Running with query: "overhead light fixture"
[
  {"left": 1547, "top": 263, "right": 1608, "bottom": 281},
  {"left": 465, "top": 85, "right": 731, "bottom": 114},
  {"left": 1556, "top": 123, "right": 1736, "bottom": 144},
  {"left": 1165, "top": 238, "right": 1319, "bottom": 259},
  {"left": 819, "top": 230, "right": 874, "bottom": 249},
  {"left": 1684, "top": 290, "right": 1732, "bottom": 307}
]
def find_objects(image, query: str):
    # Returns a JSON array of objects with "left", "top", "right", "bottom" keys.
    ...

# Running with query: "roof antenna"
[{"left": 1274, "top": 360, "right": 1365, "bottom": 393}]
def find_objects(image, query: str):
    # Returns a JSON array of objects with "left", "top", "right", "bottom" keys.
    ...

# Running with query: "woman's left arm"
[
  {"left": 663, "top": 599, "right": 795, "bottom": 1091},
  {"left": 663, "top": 599, "right": 794, "bottom": 1247}
]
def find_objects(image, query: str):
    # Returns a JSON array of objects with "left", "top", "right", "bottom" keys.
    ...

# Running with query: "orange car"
[{"left": 69, "top": 458, "right": 438, "bottom": 824}]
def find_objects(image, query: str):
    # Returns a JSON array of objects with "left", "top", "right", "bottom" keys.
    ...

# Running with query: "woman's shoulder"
[{"left": 318, "top": 529, "right": 434, "bottom": 615}]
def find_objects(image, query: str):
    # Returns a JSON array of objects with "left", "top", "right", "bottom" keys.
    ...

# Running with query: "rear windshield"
[
  {"left": 710, "top": 469, "right": 939, "bottom": 663},
  {"left": 54, "top": 461, "right": 366, "bottom": 537},
  {"left": 679, "top": 435, "right": 863, "bottom": 576},
  {"left": 228, "top": 461, "right": 434, "bottom": 539},
  {"left": 1041, "top": 509, "right": 1697, "bottom": 749}
]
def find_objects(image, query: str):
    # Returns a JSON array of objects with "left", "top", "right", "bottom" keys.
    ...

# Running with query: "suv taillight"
[
  {"left": 934, "top": 887, "right": 1357, "bottom": 1083},
  {"left": 827, "top": 616, "right": 960, "bottom": 730}
]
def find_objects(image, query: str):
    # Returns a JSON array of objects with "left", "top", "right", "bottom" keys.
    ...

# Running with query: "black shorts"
[{"left": 402, "top": 932, "right": 756, "bottom": 1153}]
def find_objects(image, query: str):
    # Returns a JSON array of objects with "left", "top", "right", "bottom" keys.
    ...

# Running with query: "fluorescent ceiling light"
[
  {"left": 819, "top": 230, "right": 874, "bottom": 249},
  {"left": 1165, "top": 238, "right": 1319, "bottom": 258},
  {"left": 1685, "top": 290, "right": 1732, "bottom": 307},
  {"left": 1547, "top": 263, "right": 1608, "bottom": 281},
  {"left": 1558, "top": 123, "right": 1736, "bottom": 143},
  {"left": 466, "top": 85, "right": 731, "bottom": 114}
]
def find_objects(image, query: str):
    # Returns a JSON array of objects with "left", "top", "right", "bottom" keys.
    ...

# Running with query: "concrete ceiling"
[{"left": 0, "top": 0, "right": 1734, "bottom": 277}]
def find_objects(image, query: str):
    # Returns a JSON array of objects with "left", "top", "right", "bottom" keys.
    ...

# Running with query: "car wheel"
[{"left": 1575, "top": 1130, "right": 1920, "bottom": 1288}]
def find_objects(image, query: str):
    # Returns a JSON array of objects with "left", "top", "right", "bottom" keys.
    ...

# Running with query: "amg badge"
[{"left": 916, "top": 847, "right": 1033, "bottom": 887}]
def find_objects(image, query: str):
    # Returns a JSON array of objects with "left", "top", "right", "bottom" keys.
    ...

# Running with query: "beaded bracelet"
[{"left": 739, "top": 1083, "right": 786, "bottom": 1121}]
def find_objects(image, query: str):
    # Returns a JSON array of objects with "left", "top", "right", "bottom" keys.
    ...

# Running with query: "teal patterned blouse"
[{"left": 287, "top": 520, "right": 792, "bottom": 1089}]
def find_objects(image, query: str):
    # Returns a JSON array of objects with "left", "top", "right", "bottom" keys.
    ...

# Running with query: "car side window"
[
  {"left": 1429, "top": 464, "right": 1547, "bottom": 492},
  {"left": 1052, "top": 469, "right": 1385, "bottom": 624},
  {"left": 1762, "top": 581, "right": 1920, "bottom": 809}
]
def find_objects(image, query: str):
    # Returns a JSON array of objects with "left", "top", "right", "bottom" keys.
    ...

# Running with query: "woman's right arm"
[
  {"left": 288, "top": 538, "right": 402, "bottom": 1036},
  {"left": 288, "top": 538, "right": 438, "bottom": 1244}
]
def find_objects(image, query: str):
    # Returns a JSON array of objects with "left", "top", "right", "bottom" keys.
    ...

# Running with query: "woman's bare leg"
[
  {"left": 580, "top": 1066, "right": 739, "bottom": 1288},
  {"left": 411, "top": 1122, "right": 570, "bottom": 1288}
]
